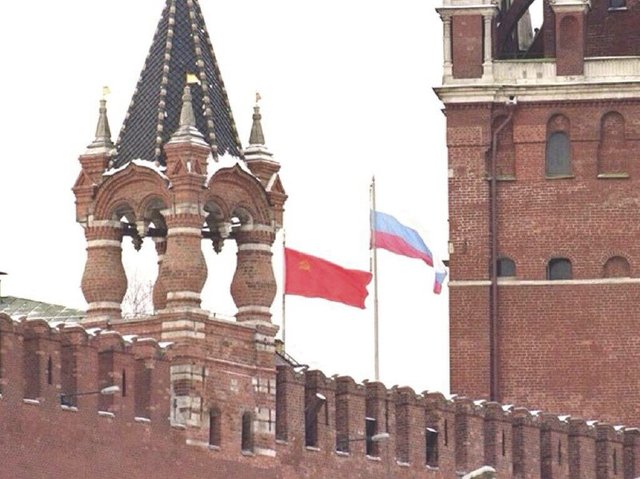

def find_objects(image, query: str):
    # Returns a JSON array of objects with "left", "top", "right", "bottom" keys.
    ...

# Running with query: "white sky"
[{"left": 0, "top": 1, "right": 449, "bottom": 394}]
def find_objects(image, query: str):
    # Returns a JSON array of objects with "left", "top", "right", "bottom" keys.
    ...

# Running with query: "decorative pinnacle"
[
  {"left": 249, "top": 92, "right": 265, "bottom": 146},
  {"left": 179, "top": 85, "right": 197, "bottom": 128},
  {"left": 86, "top": 95, "right": 114, "bottom": 152},
  {"left": 169, "top": 83, "right": 207, "bottom": 144}
]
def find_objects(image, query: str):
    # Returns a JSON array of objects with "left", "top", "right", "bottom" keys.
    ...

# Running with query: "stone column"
[
  {"left": 231, "top": 224, "right": 277, "bottom": 325},
  {"left": 442, "top": 15, "right": 453, "bottom": 78},
  {"left": 152, "top": 237, "right": 167, "bottom": 311},
  {"left": 482, "top": 14, "right": 494, "bottom": 79},
  {"left": 81, "top": 220, "right": 127, "bottom": 322},
  {"left": 158, "top": 207, "right": 207, "bottom": 312}
]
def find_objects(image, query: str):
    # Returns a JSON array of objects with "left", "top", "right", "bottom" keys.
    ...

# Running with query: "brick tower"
[
  {"left": 437, "top": 0, "right": 640, "bottom": 425},
  {"left": 72, "top": 0, "right": 286, "bottom": 455}
]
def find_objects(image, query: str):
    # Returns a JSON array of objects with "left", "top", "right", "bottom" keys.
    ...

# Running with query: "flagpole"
[
  {"left": 370, "top": 176, "right": 380, "bottom": 381},
  {"left": 282, "top": 228, "right": 287, "bottom": 346}
]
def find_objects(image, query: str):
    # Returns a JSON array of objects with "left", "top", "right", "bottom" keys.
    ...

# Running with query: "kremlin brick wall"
[{"left": 2, "top": 312, "right": 640, "bottom": 479}]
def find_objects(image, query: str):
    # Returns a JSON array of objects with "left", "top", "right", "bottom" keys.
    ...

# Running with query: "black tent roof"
[{"left": 114, "top": 0, "right": 243, "bottom": 167}]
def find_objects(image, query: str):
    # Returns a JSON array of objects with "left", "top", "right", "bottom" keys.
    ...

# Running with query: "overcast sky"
[{"left": 0, "top": 1, "right": 449, "bottom": 394}]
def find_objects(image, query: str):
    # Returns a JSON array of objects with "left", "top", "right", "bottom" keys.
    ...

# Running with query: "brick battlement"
[{"left": 2, "top": 310, "right": 639, "bottom": 478}]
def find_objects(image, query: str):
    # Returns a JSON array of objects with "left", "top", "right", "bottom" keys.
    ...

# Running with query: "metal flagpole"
[
  {"left": 369, "top": 176, "right": 380, "bottom": 381},
  {"left": 282, "top": 228, "right": 287, "bottom": 346}
]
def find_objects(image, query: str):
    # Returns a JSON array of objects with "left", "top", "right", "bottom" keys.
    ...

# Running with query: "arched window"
[
  {"left": 547, "top": 258, "right": 572, "bottom": 280},
  {"left": 497, "top": 257, "right": 516, "bottom": 277},
  {"left": 546, "top": 133, "right": 571, "bottom": 177},
  {"left": 603, "top": 256, "right": 630, "bottom": 278},
  {"left": 241, "top": 412, "right": 254, "bottom": 453},
  {"left": 209, "top": 408, "right": 221, "bottom": 447},
  {"left": 598, "top": 111, "right": 627, "bottom": 176},
  {"left": 546, "top": 114, "right": 571, "bottom": 177}
]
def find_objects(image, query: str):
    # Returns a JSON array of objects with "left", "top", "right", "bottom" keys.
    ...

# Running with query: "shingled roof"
[{"left": 114, "top": 0, "right": 243, "bottom": 167}]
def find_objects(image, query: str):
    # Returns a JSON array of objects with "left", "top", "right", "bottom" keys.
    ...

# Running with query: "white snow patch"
[
  {"left": 123, "top": 334, "right": 138, "bottom": 343},
  {"left": 558, "top": 415, "right": 571, "bottom": 422},
  {"left": 462, "top": 466, "right": 496, "bottom": 479},
  {"left": 207, "top": 152, "right": 254, "bottom": 182},
  {"left": 103, "top": 158, "right": 169, "bottom": 181},
  {"left": 159, "top": 341, "right": 174, "bottom": 349},
  {"left": 614, "top": 425, "right": 625, "bottom": 432},
  {"left": 586, "top": 420, "right": 598, "bottom": 427},
  {"left": 473, "top": 399, "right": 486, "bottom": 406},
  {"left": 98, "top": 411, "right": 115, "bottom": 418},
  {"left": 529, "top": 410, "right": 541, "bottom": 417},
  {"left": 501, "top": 404, "right": 513, "bottom": 412}
]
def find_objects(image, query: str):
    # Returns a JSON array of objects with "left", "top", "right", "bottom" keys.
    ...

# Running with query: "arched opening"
[
  {"left": 603, "top": 256, "right": 630, "bottom": 278},
  {"left": 497, "top": 257, "right": 516, "bottom": 277},
  {"left": 200, "top": 201, "right": 238, "bottom": 317},
  {"left": 545, "top": 131, "right": 571, "bottom": 177},
  {"left": 547, "top": 258, "right": 572, "bottom": 280},
  {"left": 119, "top": 202, "right": 166, "bottom": 318},
  {"left": 598, "top": 111, "right": 628, "bottom": 176}
]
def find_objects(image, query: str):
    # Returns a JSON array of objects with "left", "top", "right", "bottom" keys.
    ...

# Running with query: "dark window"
[
  {"left": 558, "top": 439, "right": 562, "bottom": 464},
  {"left": 613, "top": 449, "right": 618, "bottom": 475},
  {"left": 122, "top": 369, "right": 127, "bottom": 397},
  {"left": 546, "top": 132, "right": 571, "bottom": 176},
  {"left": 547, "top": 258, "right": 572, "bottom": 280},
  {"left": 444, "top": 419, "right": 448, "bottom": 447},
  {"left": 501, "top": 430, "right": 506, "bottom": 456},
  {"left": 209, "top": 408, "right": 221, "bottom": 446},
  {"left": 497, "top": 257, "right": 516, "bottom": 277},
  {"left": 241, "top": 412, "right": 253, "bottom": 452},
  {"left": 426, "top": 427, "right": 439, "bottom": 467},
  {"left": 610, "top": 0, "right": 625, "bottom": 8},
  {"left": 47, "top": 356, "right": 53, "bottom": 385},
  {"left": 366, "top": 418, "right": 377, "bottom": 456}
]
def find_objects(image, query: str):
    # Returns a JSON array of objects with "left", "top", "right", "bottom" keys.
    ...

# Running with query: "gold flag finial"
[
  {"left": 186, "top": 72, "right": 201, "bottom": 85},
  {"left": 255, "top": 91, "right": 262, "bottom": 105},
  {"left": 102, "top": 86, "right": 111, "bottom": 99}
]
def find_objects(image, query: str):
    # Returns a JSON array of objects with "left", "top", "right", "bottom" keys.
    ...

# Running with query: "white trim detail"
[
  {"left": 167, "top": 227, "right": 202, "bottom": 237},
  {"left": 86, "top": 239, "right": 122, "bottom": 249},
  {"left": 88, "top": 219, "right": 122, "bottom": 228},
  {"left": 238, "top": 243, "right": 272, "bottom": 252},
  {"left": 167, "top": 291, "right": 201, "bottom": 301},
  {"left": 239, "top": 223, "right": 274, "bottom": 233},
  {"left": 255, "top": 447, "right": 277, "bottom": 457}
]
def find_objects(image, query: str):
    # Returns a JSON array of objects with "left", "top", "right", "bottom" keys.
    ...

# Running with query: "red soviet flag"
[{"left": 284, "top": 248, "right": 372, "bottom": 309}]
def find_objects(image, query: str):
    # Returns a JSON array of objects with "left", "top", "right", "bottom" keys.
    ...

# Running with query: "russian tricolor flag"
[{"left": 372, "top": 210, "right": 447, "bottom": 294}]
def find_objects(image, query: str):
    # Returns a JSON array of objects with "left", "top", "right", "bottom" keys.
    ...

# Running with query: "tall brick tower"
[
  {"left": 72, "top": 0, "right": 287, "bottom": 455},
  {"left": 436, "top": 0, "right": 640, "bottom": 425}
]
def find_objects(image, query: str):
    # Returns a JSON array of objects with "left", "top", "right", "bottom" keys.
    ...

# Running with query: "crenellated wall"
[{"left": 1, "top": 311, "right": 639, "bottom": 478}]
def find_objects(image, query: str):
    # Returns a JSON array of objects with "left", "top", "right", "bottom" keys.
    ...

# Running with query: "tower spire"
[
  {"left": 86, "top": 96, "right": 113, "bottom": 154},
  {"left": 249, "top": 92, "right": 265, "bottom": 146},
  {"left": 114, "top": 0, "right": 242, "bottom": 167}
]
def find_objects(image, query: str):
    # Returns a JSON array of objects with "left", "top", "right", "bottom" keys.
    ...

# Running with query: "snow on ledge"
[
  {"left": 23, "top": 399, "right": 40, "bottom": 406},
  {"left": 98, "top": 410, "right": 115, "bottom": 418},
  {"left": 207, "top": 152, "right": 254, "bottom": 182},
  {"left": 134, "top": 416, "right": 151, "bottom": 424},
  {"left": 103, "top": 159, "right": 169, "bottom": 181},
  {"left": 462, "top": 466, "right": 497, "bottom": 479}
]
